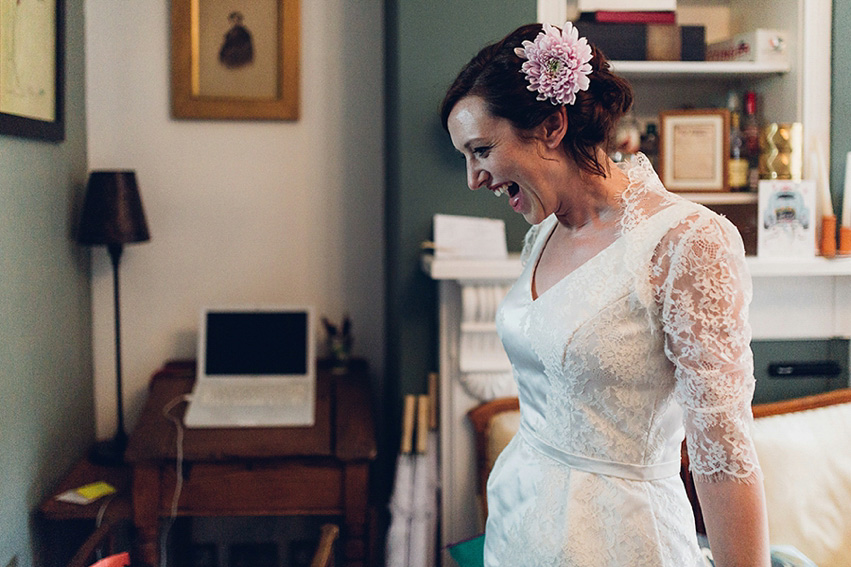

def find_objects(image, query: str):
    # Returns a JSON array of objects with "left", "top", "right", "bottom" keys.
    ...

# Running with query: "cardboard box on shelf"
[{"left": 707, "top": 30, "right": 789, "bottom": 65}]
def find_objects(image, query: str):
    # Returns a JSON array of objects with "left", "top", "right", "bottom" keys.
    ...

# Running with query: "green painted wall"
[
  {"left": 0, "top": 3, "right": 92, "bottom": 566},
  {"left": 383, "top": 0, "right": 535, "bottom": 474}
]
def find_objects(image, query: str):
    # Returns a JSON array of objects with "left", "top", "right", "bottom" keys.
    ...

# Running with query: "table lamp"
[{"left": 78, "top": 170, "right": 150, "bottom": 465}]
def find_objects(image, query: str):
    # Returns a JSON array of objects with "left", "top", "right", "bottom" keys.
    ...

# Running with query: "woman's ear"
[{"left": 539, "top": 106, "right": 568, "bottom": 149}]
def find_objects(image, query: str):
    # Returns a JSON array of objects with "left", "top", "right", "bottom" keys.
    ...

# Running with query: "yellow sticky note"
[
  {"left": 56, "top": 481, "right": 116, "bottom": 505},
  {"left": 76, "top": 481, "right": 116, "bottom": 501}
]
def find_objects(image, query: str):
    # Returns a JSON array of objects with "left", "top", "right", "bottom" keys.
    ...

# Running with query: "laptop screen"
[{"left": 202, "top": 308, "right": 311, "bottom": 378}]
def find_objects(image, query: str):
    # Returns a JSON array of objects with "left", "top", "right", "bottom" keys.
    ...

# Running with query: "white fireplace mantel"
[{"left": 424, "top": 252, "right": 851, "bottom": 553}]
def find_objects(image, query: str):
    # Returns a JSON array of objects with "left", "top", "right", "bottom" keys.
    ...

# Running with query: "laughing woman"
[{"left": 440, "top": 22, "right": 770, "bottom": 567}]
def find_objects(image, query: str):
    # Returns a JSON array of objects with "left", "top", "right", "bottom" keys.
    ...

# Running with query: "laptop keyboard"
[{"left": 195, "top": 382, "right": 311, "bottom": 407}]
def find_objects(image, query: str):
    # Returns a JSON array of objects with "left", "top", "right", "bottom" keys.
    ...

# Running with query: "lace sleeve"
[{"left": 652, "top": 211, "right": 762, "bottom": 484}]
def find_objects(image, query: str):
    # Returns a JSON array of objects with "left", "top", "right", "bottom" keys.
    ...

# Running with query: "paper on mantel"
[{"left": 433, "top": 214, "right": 508, "bottom": 260}]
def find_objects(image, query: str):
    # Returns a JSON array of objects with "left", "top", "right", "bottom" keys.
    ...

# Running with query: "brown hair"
[{"left": 440, "top": 23, "right": 633, "bottom": 177}]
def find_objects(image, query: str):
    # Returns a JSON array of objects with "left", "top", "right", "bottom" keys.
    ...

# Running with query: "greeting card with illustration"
[{"left": 758, "top": 179, "right": 816, "bottom": 258}]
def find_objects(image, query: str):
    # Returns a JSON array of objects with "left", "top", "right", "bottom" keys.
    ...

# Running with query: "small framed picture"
[
  {"left": 171, "top": 0, "right": 300, "bottom": 120},
  {"left": 658, "top": 109, "right": 730, "bottom": 192}
]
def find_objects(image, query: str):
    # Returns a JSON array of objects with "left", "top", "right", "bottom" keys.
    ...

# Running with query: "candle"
[
  {"left": 813, "top": 141, "right": 833, "bottom": 217},
  {"left": 844, "top": 152, "right": 851, "bottom": 228}
]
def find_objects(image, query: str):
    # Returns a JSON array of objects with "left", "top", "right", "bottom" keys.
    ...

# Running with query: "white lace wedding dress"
[{"left": 484, "top": 154, "right": 762, "bottom": 566}]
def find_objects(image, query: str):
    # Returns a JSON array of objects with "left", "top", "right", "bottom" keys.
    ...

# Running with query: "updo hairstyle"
[{"left": 440, "top": 23, "right": 634, "bottom": 177}]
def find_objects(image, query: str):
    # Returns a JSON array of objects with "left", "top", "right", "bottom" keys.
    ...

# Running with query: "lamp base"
[{"left": 89, "top": 435, "right": 128, "bottom": 467}]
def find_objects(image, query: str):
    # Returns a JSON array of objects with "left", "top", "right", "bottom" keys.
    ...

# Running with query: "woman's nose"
[{"left": 467, "top": 164, "right": 489, "bottom": 191}]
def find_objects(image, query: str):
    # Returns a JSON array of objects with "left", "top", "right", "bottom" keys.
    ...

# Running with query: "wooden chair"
[
  {"left": 686, "top": 388, "right": 851, "bottom": 566},
  {"left": 470, "top": 389, "right": 851, "bottom": 566},
  {"left": 468, "top": 397, "right": 520, "bottom": 521}
]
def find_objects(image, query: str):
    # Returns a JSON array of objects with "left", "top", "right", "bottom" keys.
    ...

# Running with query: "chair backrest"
[
  {"left": 469, "top": 388, "right": 851, "bottom": 567},
  {"left": 467, "top": 397, "right": 520, "bottom": 522},
  {"left": 748, "top": 388, "right": 851, "bottom": 567}
]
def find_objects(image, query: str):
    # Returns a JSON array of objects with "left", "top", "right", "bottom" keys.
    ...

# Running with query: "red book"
[{"left": 592, "top": 11, "right": 676, "bottom": 24}]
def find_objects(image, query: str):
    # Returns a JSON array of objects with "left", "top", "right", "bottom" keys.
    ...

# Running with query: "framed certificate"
[{"left": 658, "top": 108, "right": 730, "bottom": 192}]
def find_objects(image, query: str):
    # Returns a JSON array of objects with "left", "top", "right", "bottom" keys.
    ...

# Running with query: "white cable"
[
  {"left": 93, "top": 494, "right": 116, "bottom": 561},
  {"left": 158, "top": 394, "right": 192, "bottom": 567},
  {"left": 95, "top": 493, "right": 114, "bottom": 528}
]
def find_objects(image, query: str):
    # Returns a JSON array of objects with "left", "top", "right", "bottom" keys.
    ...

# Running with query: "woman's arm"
[
  {"left": 651, "top": 212, "right": 769, "bottom": 565},
  {"left": 695, "top": 477, "right": 770, "bottom": 567}
]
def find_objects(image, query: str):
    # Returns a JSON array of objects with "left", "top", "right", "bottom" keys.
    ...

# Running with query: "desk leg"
[
  {"left": 342, "top": 463, "right": 370, "bottom": 567},
  {"left": 133, "top": 464, "right": 161, "bottom": 567}
]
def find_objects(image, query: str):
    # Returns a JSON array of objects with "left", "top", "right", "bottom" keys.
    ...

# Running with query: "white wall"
[{"left": 84, "top": 0, "right": 385, "bottom": 437}]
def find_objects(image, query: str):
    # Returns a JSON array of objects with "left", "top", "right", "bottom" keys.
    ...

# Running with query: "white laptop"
[{"left": 184, "top": 305, "right": 316, "bottom": 428}]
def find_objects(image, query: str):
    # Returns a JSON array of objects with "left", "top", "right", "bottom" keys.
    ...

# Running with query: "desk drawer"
[{"left": 162, "top": 462, "right": 344, "bottom": 516}]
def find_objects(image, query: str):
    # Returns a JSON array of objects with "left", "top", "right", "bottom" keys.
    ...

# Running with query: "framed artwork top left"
[{"left": 0, "top": 0, "right": 65, "bottom": 142}]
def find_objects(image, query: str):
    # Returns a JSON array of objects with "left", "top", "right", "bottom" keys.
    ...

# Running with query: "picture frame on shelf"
[
  {"left": 0, "top": 0, "right": 65, "bottom": 142},
  {"left": 659, "top": 108, "right": 730, "bottom": 192},
  {"left": 170, "top": 0, "right": 299, "bottom": 120}
]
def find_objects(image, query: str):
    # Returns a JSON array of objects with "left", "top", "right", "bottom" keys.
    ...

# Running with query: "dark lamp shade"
[{"left": 78, "top": 171, "right": 150, "bottom": 245}]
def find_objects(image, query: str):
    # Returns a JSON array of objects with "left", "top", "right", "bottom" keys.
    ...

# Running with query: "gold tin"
[{"left": 759, "top": 122, "right": 803, "bottom": 180}]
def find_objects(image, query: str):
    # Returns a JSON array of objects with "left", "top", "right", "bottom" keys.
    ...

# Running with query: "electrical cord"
[
  {"left": 92, "top": 493, "right": 117, "bottom": 561},
  {"left": 158, "top": 393, "right": 192, "bottom": 567}
]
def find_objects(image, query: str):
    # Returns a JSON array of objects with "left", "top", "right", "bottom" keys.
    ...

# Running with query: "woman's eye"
[{"left": 473, "top": 146, "right": 491, "bottom": 158}]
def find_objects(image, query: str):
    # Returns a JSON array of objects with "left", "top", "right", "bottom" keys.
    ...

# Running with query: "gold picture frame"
[
  {"left": 171, "top": 0, "right": 299, "bottom": 120},
  {"left": 0, "top": 0, "right": 64, "bottom": 141},
  {"left": 659, "top": 108, "right": 730, "bottom": 192}
]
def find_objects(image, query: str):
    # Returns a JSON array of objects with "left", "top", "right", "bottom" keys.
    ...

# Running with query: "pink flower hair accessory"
[{"left": 514, "top": 22, "right": 593, "bottom": 106}]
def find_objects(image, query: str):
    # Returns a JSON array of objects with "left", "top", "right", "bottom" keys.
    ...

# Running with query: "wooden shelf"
[{"left": 610, "top": 60, "right": 791, "bottom": 79}]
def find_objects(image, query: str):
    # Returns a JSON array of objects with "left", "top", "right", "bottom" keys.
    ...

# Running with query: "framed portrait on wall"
[
  {"left": 171, "top": 0, "right": 300, "bottom": 120},
  {"left": 658, "top": 108, "right": 730, "bottom": 192},
  {"left": 0, "top": 0, "right": 65, "bottom": 142}
]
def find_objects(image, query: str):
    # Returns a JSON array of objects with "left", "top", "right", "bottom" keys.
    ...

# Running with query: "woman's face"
[{"left": 447, "top": 95, "right": 562, "bottom": 225}]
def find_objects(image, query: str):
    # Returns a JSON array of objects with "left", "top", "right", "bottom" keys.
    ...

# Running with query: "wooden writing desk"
[{"left": 125, "top": 360, "right": 376, "bottom": 567}]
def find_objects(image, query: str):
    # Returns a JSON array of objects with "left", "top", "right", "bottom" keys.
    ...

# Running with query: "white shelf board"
[
  {"left": 747, "top": 256, "right": 851, "bottom": 277},
  {"left": 610, "top": 60, "right": 791, "bottom": 79},
  {"left": 422, "top": 254, "right": 522, "bottom": 281},
  {"left": 679, "top": 192, "right": 758, "bottom": 205},
  {"left": 424, "top": 253, "right": 851, "bottom": 280}
]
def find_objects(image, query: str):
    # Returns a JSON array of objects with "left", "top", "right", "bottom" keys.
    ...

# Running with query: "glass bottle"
[
  {"left": 640, "top": 122, "right": 659, "bottom": 170},
  {"left": 610, "top": 111, "right": 641, "bottom": 163},
  {"left": 742, "top": 90, "right": 761, "bottom": 191},
  {"left": 728, "top": 111, "right": 749, "bottom": 191}
]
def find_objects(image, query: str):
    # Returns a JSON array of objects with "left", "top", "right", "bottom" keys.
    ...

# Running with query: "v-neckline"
[{"left": 529, "top": 216, "right": 623, "bottom": 302}]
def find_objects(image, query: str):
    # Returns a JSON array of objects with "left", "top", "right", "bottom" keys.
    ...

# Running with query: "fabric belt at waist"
[{"left": 518, "top": 420, "right": 680, "bottom": 481}]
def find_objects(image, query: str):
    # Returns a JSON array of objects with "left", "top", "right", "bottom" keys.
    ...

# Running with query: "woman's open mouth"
[{"left": 492, "top": 182, "right": 520, "bottom": 198}]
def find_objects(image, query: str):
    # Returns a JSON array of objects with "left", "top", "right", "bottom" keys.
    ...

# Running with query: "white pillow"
[{"left": 751, "top": 402, "right": 851, "bottom": 567}]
